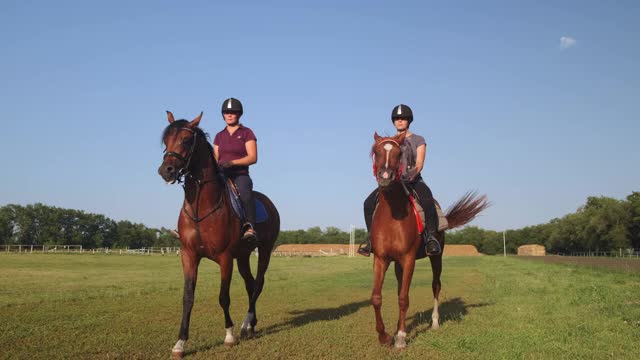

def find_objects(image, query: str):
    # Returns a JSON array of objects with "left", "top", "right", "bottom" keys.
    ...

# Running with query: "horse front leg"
[
  {"left": 218, "top": 255, "right": 236, "bottom": 346},
  {"left": 172, "top": 251, "right": 200, "bottom": 359},
  {"left": 371, "top": 255, "right": 391, "bottom": 345},
  {"left": 429, "top": 253, "right": 443, "bottom": 330},
  {"left": 395, "top": 257, "right": 416, "bottom": 349}
]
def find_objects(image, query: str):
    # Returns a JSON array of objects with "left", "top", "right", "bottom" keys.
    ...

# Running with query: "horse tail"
[{"left": 444, "top": 191, "right": 490, "bottom": 230}]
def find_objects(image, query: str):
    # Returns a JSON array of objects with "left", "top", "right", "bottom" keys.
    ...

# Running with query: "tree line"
[
  {"left": 446, "top": 192, "right": 640, "bottom": 254},
  {"left": 1, "top": 191, "right": 638, "bottom": 253},
  {"left": 0, "top": 203, "right": 179, "bottom": 249}
]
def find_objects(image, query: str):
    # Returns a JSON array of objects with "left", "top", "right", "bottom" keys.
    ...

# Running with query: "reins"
[{"left": 165, "top": 126, "right": 225, "bottom": 249}]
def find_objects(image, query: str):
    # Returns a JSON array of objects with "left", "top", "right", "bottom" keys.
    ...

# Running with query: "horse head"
[
  {"left": 371, "top": 132, "right": 406, "bottom": 189},
  {"left": 158, "top": 111, "right": 205, "bottom": 183}
]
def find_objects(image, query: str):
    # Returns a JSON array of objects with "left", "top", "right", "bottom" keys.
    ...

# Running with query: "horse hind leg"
[
  {"left": 246, "top": 248, "right": 273, "bottom": 332},
  {"left": 429, "top": 254, "right": 443, "bottom": 330},
  {"left": 237, "top": 255, "right": 256, "bottom": 338},
  {"left": 372, "top": 256, "right": 392, "bottom": 345},
  {"left": 394, "top": 261, "right": 403, "bottom": 296}
]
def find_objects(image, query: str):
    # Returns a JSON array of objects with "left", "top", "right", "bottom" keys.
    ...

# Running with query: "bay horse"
[
  {"left": 369, "top": 132, "right": 488, "bottom": 348},
  {"left": 158, "top": 112, "right": 280, "bottom": 358}
]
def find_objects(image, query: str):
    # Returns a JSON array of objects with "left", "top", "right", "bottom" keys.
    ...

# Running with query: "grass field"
[{"left": 1, "top": 254, "right": 639, "bottom": 359}]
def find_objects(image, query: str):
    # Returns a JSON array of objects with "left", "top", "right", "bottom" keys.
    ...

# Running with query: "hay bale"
[
  {"left": 517, "top": 244, "right": 545, "bottom": 256},
  {"left": 443, "top": 244, "right": 482, "bottom": 256}
]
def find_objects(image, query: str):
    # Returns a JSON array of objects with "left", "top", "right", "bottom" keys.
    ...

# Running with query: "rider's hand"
[
  {"left": 219, "top": 160, "right": 233, "bottom": 169},
  {"left": 406, "top": 167, "right": 419, "bottom": 181}
]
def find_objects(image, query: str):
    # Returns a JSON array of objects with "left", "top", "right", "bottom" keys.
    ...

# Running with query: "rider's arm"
[
  {"left": 228, "top": 140, "right": 258, "bottom": 166},
  {"left": 213, "top": 144, "right": 220, "bottom": 162},
  {"left": 414, "top": 144, "right": 426, "bottom": 173}
]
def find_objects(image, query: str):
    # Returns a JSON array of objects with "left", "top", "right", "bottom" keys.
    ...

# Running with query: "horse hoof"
[
  {"left": 240, "top": 328, "right": 255, "bottom": 339},
  {"left": 394, "top": 341, "right": 407, "bottom": 349},
  {"left": 431, "top": 321, "right": 440, "bottom": 330},
  {"left": 171, "top": 350, "right": 184, "bottom": 359},
  {"left": 224, "top": 340, "right": 237, "bottom": 348},
  {"left": 378, "top": 333, "right": 393, "bottom": 346},
  {"left": 394, "top": 330, "right": 407, "bottom": 349}
]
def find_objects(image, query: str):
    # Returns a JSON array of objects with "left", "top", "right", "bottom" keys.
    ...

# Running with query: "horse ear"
[
  {"left": 395, "top": 132, "right": 406, "bottom": 144},
  {"left": 374, "top": 132, "right": 381, "bottom": 142},
  {"left": 166, "top": 111, "right": 175, "bottom": 123},
  {"left": 190, "top": 112, "right": 203, "bottom": 127}
]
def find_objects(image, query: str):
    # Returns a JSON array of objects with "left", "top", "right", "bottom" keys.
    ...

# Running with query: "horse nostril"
[{"left": 166, "top": 165, "right": 174, "bottom": 173}]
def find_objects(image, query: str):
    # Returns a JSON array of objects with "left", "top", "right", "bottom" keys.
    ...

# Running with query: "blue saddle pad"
[{"left": 227, "top": 180, "right": 268, "bottom": 223}]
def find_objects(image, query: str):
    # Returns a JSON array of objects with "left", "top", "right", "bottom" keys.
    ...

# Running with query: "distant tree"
[
  {"left": 0, "top": 205, "right": 17, "bottom": 245},
  {"left": 627, "top": 192, "right": 640, "bottom": 249},
  {"left": 306, "top": 226, "right": 323, "bottom": 244}
]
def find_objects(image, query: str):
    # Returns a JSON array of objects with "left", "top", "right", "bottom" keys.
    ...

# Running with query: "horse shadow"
[
  {"left": 256, "top": 299, "right": 371, "bottom": 337},
  {"left": 406, "top": 297, "right": 491, "bottom": 339},
  {"left": 183, "top": 299, "right": 370, "bottom": 355}
]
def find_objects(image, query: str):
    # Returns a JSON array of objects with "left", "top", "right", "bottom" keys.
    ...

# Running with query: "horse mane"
[{"left": 161, "top": 120, "right": 213, "bottom": 154}]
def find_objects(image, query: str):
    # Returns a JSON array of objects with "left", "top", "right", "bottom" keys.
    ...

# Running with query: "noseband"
[{"left": 164, "top": 127, "right": 198, "bottom": 182}]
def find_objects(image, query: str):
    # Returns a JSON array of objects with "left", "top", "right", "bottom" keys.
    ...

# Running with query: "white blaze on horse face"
[{"left": 383, "top": 143, "right": 393, "bottom": 169}]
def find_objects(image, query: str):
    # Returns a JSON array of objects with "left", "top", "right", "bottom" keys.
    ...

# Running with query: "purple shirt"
[{"left": 213, "top": 125, "right": 257, "bottom": 175}]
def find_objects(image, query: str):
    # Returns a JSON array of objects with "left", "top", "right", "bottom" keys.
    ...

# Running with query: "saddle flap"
[
  {"left": 404, "top": 189, "right": 448, "bottom": 232},
  {"left": 226, "top": 179, "right": 268, "bottom": 224}
]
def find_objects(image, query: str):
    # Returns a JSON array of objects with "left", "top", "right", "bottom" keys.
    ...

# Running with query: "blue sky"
[{"left": 1, "top": 0, "right": 638, "bottom": 231}]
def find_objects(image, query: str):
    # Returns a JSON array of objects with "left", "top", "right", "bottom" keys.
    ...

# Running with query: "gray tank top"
[{"left": 400, "top": 134, "right": 426, "bottom": 182}]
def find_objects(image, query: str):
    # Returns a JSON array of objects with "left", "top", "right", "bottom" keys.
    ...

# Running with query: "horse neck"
[
  {"left": 378, "top": 182, "right": 409, "bottom": 214},
  {"left": 183, "top": 142, "right": 223, "bottom": 206}
]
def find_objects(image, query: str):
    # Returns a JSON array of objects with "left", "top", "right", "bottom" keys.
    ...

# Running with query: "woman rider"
[
  {"left": 358, "top": 104, "right": 441, "bottom": 256},
  {"left": 213, "top": 97, "right": 258, "bottom": 242}
]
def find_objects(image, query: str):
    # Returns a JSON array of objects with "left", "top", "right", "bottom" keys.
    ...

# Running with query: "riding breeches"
[{"left": 231, "top": 174, "right": 256, "bottom": 225}]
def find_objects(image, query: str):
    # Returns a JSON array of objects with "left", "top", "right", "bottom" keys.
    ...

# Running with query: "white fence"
[
  {"left": 0, "top": 245, "right": 181, "bottom": 256},
  {"left": 561, "top": 248, "right": 640, "bottom": 258}
]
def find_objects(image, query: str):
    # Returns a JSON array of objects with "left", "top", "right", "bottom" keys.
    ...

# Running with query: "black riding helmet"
[
  {"left": 221, "top": 98, "right": 243, "bottom": 116},
  {"left": 391, "top": 104, "right": 413, "bottom": 124}
]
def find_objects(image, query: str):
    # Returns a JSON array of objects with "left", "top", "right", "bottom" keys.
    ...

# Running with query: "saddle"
[
  {"left": 226, "top": 178, "right": 268, "bottom": 223},
  {"left": 409, "top": 190, "right": 449, "bottom": 232},
  {"left": 373, "top": 188, "right": 448, "bottom": 233}
]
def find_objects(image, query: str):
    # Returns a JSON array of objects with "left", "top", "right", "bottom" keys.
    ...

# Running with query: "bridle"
[
  {"left": 372, "top": 138, "right": 404, "bottom": 180},
  {"left": 163, "top": 127, "right": 198, "bottom": 183}
]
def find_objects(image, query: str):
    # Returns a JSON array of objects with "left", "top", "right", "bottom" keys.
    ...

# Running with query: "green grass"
[{"left": 0, "top": 254, "right": 639, "bottom": 359}]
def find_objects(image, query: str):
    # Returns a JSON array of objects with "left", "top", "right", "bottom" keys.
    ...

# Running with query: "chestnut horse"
[
  {"left": 370, "top": 132, "right": 488, "bottom": 348},
  {"left": 158, "top": 112, "right": 280, "bottom": 358}
]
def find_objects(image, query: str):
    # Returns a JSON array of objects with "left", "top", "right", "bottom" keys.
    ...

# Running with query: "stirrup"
[
  {"left": 357, "top": 240, "right": 371, "bottom": 257},
  {"left": 425, "top": 234, "right": 442, "bottom": 256},
  {"left": 241, "top": 223, "right": 257, "bottom": 241},
  {"left": 242, "top": 228, "right": 257, "bottom": 240}
]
